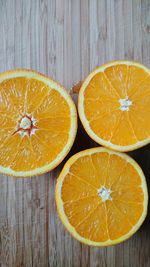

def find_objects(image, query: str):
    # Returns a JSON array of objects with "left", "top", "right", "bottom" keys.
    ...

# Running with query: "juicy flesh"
[
  {"left": 84, "top": 64, "right": 150, "bottom": 146},
  {"left": 0, "top": 77, "right": 71, "bottom": 171},
  {"left": 61, "top": 152, "right": 144, "bottom": 242}
]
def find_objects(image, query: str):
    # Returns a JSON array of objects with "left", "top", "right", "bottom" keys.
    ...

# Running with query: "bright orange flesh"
[
  {"left": 78, "top": 61, "right": 150, "bottom": 151},
  {"left": 56, "top": 148, "right": 148, "bottom": 246},
  {"left": 0, "top": 70, "right": 77, "bottom": 176}
]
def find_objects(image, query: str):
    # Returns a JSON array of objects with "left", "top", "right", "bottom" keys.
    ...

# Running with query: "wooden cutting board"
[{"left": 0, "top": 0, "right": 150, "bottom": 266}]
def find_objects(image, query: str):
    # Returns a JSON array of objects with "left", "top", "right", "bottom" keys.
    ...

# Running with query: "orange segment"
[
  {"left": 56, "top": 148, "right": 148, "bottom": 246},
  {"left": 75, "top": 203, "right": 109, "bottom": 242},
  {"left": 0, "top": 114, "right": 16, "bottom": 129},
  {"left": 129, "top": 104, "right": 150, "bottom": 141},
  {"left": 36, "top": 117, "right": 70, "bottom": 132},
  {"left": 0, "top": 134, "right": 23, "bottom": 167},
  {"left": 112, "top": 201, "right": 143, "bottom": 225},
  {"left": 84, "top": 99, "right": 119, "bottom": 122},
  {"left": 112, "top": 186, "right": 144, "bottom": 204},
  {"left": 61, "top": 173, "right": 97, "bottom": 203},
  {"left": 0, "top": 128, "right": 15, "bottom": 145},
  {"left": 129, "top": 75, "right": 150, "bottom": 99},
  {"left": 31, "top": 130, "right": 69, "bottom": 166},
  {"left": 84, "top": 72, "right": 119, "bottom": 100},
  {"left": 135, "top": 95, "right": 150, "bottom": 111},
  {"left": 127, "top": 65, "right": 149, "bottom": 96},
  {"left": 0, "top": 77, "right": 27, "bottom": 117},
  {"left": 104, "top": 64, "right": 128, "bottom": 97},
  {"left": 33, "top": 89, "right": 70, "bottom": 120},
  {"left": 106, "top": 201, "right": 132, "bottom": 240},
  {"left": 111, "top": 162, "right": 142, "bottom": 189},
  {"left": 110, "top": 112, "right": 138, "bottom": 146},
  {"left": 90, "top": 110, "right": 121, "bottom": 141},
  {"left": 9, "top": 131, "right": 69, "bottom": 172},
  {"left": 0, "top": 70, "right": 77, "bottom": 177},
  {"left": 10, "top": 137, "right": 37, "bottom": 171},
  {"left": 64, "top": 196, "right": 100, "bottom": 228},
  {"left": 106, "top": 153, "right": 127, "bottom": 187},
  {"left": 25, "top": 79, "right": 50, "bottom": 114},
  {"left": 69, "top": 155, "right": 103, "bottom": 188},
  {"left": 90, "top": 152, "right": 109, "bottom": 186},
  {"left": 78, "top": 61, "right": 150, "bottom": 151}
]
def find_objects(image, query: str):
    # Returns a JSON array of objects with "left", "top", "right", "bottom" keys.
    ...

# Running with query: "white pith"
[
  {"left": 18, "top": 115, "right": 37, "bottom": 136},
  {"left": 98, "top": 186, "right": 112, "bottom": 201},
  {"left": 119, "top": 97, "right": 132, "bottom": 111},
  {"left": 20, "top": 116, "right": 31, "bottom": 129}
]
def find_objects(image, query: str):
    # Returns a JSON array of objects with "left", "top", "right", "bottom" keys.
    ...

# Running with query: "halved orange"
[
  {"left": 56, "top": 147, "right": 148, "bottom": 246},
  {"left": 0, "top": 70, "right": 77, "bottom": 177},
  {"left": 78, "top": 61, "right": 150, "bottom": 151}
]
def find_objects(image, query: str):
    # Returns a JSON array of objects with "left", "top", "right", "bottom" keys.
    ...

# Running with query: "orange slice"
[
  {"left": 56, "top": 147, "right": 148, "bottom": 246},
  {"left": 78, "top": 61, "right": 150, "bottom": 151},
  {"left": 0, "top": 70, "right": 77, "bottom": 177}
]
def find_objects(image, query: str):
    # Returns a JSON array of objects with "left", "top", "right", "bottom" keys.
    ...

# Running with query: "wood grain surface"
[{"left": 0, "top": 0, "right": 150, "bottom": 266}]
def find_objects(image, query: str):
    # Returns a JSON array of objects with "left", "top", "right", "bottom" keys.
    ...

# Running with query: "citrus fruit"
[
  {"left": 78, "top": 61, "right": 150, "bottom": 151},
  {"left": 0, "top": 70, "right": 77, "bottom": 177},
  {"left": 56, "top": 147, "right": 148, "bottom": 246}
]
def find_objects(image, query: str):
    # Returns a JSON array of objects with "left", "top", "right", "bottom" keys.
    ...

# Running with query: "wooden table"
[{"left": 0, "top": 0, "right": 150, "bottom": 266}]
